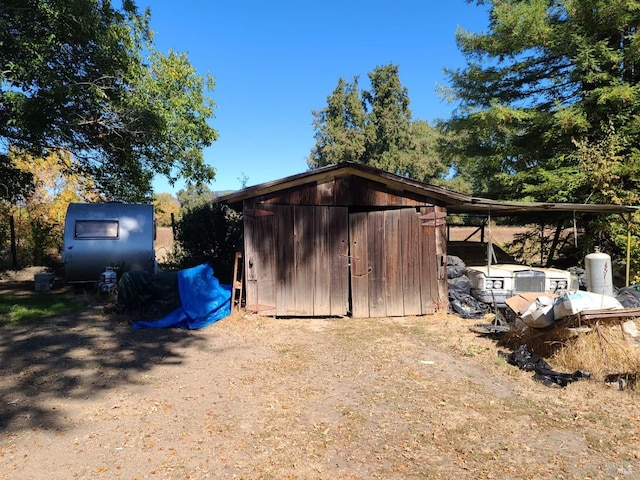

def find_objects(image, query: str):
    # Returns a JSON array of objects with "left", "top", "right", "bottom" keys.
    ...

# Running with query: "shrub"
[{"left": 173, "top": 203, "right": 242, "bottom": 284}]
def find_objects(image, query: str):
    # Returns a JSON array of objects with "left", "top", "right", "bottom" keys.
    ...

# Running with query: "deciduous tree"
[
  {"left": 1, "top": 0, "right": 217, "bottom": 202},
  {"left": 153, "top": 192, "right": 180, "bottom": 227},
  {"left": 176, "top": 183, "right": 216, "bottom": 213}
]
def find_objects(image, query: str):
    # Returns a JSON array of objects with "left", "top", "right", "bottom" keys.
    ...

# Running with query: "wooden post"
[
  {"left": 9, "top": 214, "right": 17, "bottom": 269},
  {"left": 231, "top": 252, "right": 244, "bottom": 312}
]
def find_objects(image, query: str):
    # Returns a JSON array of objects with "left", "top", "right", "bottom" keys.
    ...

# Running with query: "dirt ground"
[{"left": 0, "top": 270, "right": 639, "bottom": 480}]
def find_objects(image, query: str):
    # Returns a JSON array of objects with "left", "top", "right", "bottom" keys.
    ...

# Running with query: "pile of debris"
[
  {"left": 446, "top": 254, "right": 640, "bottom": 389},
  {"left": 501, "top": 289, "right": 640, "bottom": 387},
  {"left": 446, "top": 255, "right": 491, "bottom": 319}
]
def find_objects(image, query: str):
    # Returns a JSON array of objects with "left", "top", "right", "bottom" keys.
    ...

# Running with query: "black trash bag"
[
  {"left": 116, "top": 270, "right": 182, "bottom": 320},
  {"left": 498, "top": 345, "right": 590, "bottom": 388},
  {"left": 446, "top": 255, "right": 466, "bottom": 279},
  {"left": 615, "top": 285, "right": 640, "bottom": 308},
  {"left": 448, "top": 275, "right": 471, "bottom": 295},
  {"left": 449, "top": 289, "right": 490, "bottom": 319}
]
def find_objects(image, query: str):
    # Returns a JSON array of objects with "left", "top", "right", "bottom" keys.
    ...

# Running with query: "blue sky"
[{"left": 148, "top": 1, "right": 489, "bottom": 195}]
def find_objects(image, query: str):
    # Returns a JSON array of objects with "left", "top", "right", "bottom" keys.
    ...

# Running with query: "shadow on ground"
[{"left": 0, "top": 287, "right": 208, "bottom": 432}]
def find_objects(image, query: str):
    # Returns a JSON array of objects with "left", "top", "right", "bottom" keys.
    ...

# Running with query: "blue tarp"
[{"left": 133, "top": 263, "right": 231, "bottom": 330}]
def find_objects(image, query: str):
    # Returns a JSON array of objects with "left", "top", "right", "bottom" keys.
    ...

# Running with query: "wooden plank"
[
  {"left": 402, "top": 208, "right": 422, "bottom": 315},
  {"left": 244, "top": 208, "right": 275, "bottom": 217},
  {"left": 243, "top": 208, "right": 258, "bottom": 309},
  {"left": 384, "top": 210, "right": 404, "bottom": 317},
  {"left": 245, "top": 304, "right": 277, "bottom": 313},
  {"left": 329, "top": 207, "right": 349, "bottom": 316},
  {"left": 245, "top": 203, "right": 277, "bottom": 316},
  {"left": 350, "top": 212, "right": 369, "bottom": 318},
  {"left": 578, "top": 308, "right": 640, "bottom": 322},
  {"left": 231, "top": 252, "right": 243, "bottom": 312},
  {"left": 419, "top": 206, "right": 437, "bottom": 314},
  {"left": 368, "top": 211, "right": 386, "bottom": 317},
  {"left": 332, "top": 176, "right": 434, "bottom": 207},
  {"left": 419, "top": 210, "right": 447, "bottom": 226},
  {"left": 293, "top": 206, "right": 315, "bottom": 316},
  {"left": 275, "top": 205, "right": 295, "bottom": 316},
  {"left": 314, "top": 206, "right": 331, "bottom": 315},
  {"left": 435, "top": 206, "right": 449, "bottom": 310}
]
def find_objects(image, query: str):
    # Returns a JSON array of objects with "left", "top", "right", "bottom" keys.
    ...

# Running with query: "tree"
[
  {"left": 9, "top": 150, "right": 99, "bottom": 264},
  {"left": 153, "top": 192, "right": 180, "bottom": 228},
  {"left": 442, "top": 0, "right": 640, "bottom": 206},
  {"left": 176, "top": 183, "right": 216, "bottom": 213},
  {"left": 174, "top": 203, "right": 242, "bottom": 284},
  {"left": 362, "top": 64, "right": 413, "bottom": 172},
  {"left": 0, "top": 0, "right": 217, "bottom": 202},
  {"left": 308, "top": 76, "right": 366, "bottom": 167},
  {"left": 308, "top": 64, "right": 448, "bottom": 182},
  {"left": 441, "top": 0, "right": 640, "bottom": 274}
]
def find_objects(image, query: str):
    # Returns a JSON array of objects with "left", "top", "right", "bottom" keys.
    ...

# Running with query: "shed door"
[
  {"left": 244, "top": 204, "right": 349, "bottom": 316},
  {"left": 349, "top": 207, "right": 443, "bottom": 318}
]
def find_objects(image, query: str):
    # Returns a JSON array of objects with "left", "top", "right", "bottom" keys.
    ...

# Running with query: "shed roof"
[
  {"left": 215, "top": 162, "right": 469, "bottom": 207},
  {"left": 447, "top": 198, "right": 638, "bottom": 216},
  {"left": 214, "top": 162, "right": 638, "bottom": 216}
]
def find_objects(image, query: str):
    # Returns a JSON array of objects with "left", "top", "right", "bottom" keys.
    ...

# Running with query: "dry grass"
[
  {"left": 2, "top": 307, "right": 640, "bottom": 479},
  {"left": 553, "top": 322, "right": 640, "bottom": 379},
  {"left": 448, "top": 225, "right": 525, "bottom": 246},
  {"left": 501, "top": 317, "right": 640, "bottom": 383}
]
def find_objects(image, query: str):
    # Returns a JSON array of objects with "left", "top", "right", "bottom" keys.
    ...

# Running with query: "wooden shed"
[{"left": 215, "top": 162, "right": 473, "bottom": 318}]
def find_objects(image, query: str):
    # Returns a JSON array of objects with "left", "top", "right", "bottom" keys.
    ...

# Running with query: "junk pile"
[
  {"left": 117, "top": 263, "right": 231, "bottom": 330},
  {"left": 498, "top": 288, "right": 640, "bottom": 389},
  {"left": 504, "top": 287, "right": 640, "bottom": 331},
  {"left": 447, "top": 255, "right": 490, "bottom": 319}
]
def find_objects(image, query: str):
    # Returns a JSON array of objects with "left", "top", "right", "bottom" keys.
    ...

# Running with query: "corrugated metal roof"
[{"left": 447, "top": 197, "right": 638, "bottom": 215}]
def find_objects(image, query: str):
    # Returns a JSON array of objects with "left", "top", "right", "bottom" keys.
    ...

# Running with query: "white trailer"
[{"left": 62, "top": 202, "right": 156, "bottom": 283}]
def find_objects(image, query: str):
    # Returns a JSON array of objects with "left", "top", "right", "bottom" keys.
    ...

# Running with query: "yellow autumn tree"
[
  {"left": 11, "top": 150, "right": 100, "bottom": 264},
  {"left": 153, "top": 192, "right": 180, "bottom": 228}
]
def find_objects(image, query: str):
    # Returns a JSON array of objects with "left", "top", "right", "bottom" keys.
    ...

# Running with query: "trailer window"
[{"left": 75, "top": 220, "right": 119, "bottom": 239}]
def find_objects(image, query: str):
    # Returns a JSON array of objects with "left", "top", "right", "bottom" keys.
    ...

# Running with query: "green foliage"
[
  {"left": 0, "top": 0, "right": 217, "bottom": 201},
  {"left": 309, "top": 76, "right": 366, "bottom": 166},
  {"left": 25, "top": 217, "right": 60, "bottom": 266},
  {"left": 309, "top": 64, "right": 448, "bottom": 182},
  {"left": 176, "top": 183, "right": 217, "bottom": 213},
  {"left": 441, "top": 0, "right": 640, "bottom": 276},
  {"left": 153, "top": 192, "right": 180, "bottom": 227},
  {"left": 0, "top": 291, "right": 86, "bottom": 327},
  {"left": 442, "top": 0, "right": 640, "bottom": 200},
  {"left": 173, "top": 203, "right": 242, "bottom": 284},
  {"left": 0, "top": 154, "right": 33, "bottom": 202}
]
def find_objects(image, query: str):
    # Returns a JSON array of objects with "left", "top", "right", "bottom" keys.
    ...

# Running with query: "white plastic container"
[
  {"left": 99, "top": 267, "right": 118, "bottom": 292},
  {"left": 585, "top": 247, "right": 613, "bottom": 296}
]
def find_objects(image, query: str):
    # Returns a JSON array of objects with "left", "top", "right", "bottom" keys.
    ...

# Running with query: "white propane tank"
[{"left": 585, "top": 246, "right": 613, "bottom": 296}]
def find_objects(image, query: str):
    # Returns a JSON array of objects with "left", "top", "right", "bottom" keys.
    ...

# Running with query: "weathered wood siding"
[
  {"left": 244, "top": 206, "right": 277, "bottom": 316},
  {"left": 350, "top": 207, "right": 447, "bottom": 318},
  {"left": 244, "top": 204, "right": 349, "bottom": 316},
  {"left": 258, "top": 176, "right": 434, "bottom": 207},
  {"left": 242, "top": 175, "right": 448, "bottom": 318}
]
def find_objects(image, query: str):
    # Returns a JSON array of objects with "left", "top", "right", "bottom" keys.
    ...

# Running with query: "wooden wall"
[{"left": 242, "top": 175, "right": 448, "bottom": 317}]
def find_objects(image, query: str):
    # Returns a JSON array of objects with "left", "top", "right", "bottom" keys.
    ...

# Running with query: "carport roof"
[
  {"left": 447, "top": 197, "right": 638, "bottom": 216},
  {"left": 214, "top": 162, "right": 638, "bottom": 216}
]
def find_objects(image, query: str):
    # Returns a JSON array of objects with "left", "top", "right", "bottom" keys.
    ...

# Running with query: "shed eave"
[{"left": 213, "top": 162, "right": 471, "bottom": 207}]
